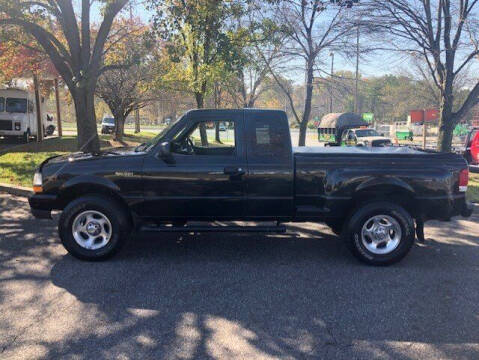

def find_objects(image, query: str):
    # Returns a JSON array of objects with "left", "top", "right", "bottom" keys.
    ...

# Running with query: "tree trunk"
[
  {"left": 195, "top": 91, "right": 208, "bottom": 146},
  {"left": 134, "top": 108, "right": 140, "bottom": 133},
  {"left": 215, "top": 122, "right": 222, "bottom": 143},
  {"left": 33, "top": 72, "right": 43, "bottom": 143},
  {"left": 298, "top": 61, "right": 314, "bottom": 146},
  {"left": 437, "top": 98, "right": 455, "bottom": 152},
  {"left": 73, "top": 86, "right": 100, "bottom": 153},
  {"left": 114, "top": 114, "right": 125, "bottom": 141}
]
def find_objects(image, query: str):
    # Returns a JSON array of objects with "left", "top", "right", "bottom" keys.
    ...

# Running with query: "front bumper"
[{"left": 28, "top": 194, "right": 58, "bottom": 219}]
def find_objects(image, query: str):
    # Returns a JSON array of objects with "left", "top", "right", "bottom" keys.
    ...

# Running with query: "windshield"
[
  {"left": 355, "top": 129, "right": 380, "bottom": 137},
  {"left": 135, "top": 116, "right": 183, "bottom": 152},
  {"left": 0, "top": 97, "right": 4, "bottom": 112},
  {"left": 103, "top": 117, "right": 115, "bottom": 124},
  {"left": 6, "top": 98, "right": 27, "bottom": 113}
]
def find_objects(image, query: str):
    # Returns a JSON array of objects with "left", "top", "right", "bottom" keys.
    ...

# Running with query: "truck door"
[
  {"left": 141, "top": 111, "right": 247, "bottom": 219},
  {"left": 244, "top": 110, "right": 294, "bottom": 220}
]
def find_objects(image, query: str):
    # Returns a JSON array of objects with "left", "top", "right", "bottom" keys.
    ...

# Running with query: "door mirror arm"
[{"left": 157, "top": 141, "right": 176, "bottom": 164}]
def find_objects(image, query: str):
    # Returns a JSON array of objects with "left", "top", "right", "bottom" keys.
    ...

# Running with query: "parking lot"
[{"left": 0, "top": 193, "right": 478, "bottom": 359}]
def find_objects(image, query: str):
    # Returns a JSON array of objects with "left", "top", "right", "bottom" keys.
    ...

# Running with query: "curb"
[{"left": 0, "top": 183, "right": 33, "bottom": 197}]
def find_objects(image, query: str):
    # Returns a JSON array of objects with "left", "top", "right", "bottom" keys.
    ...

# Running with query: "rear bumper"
[
  {"left": 419, "top": 194, "right": 473, "bottom": 221},
  {"left": 28, "top": 194, "right": 58, "bottom": 219}
]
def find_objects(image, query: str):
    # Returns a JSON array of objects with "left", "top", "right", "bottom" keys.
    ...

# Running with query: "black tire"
[
  {"left": 342, "top": 201, "right": 415, "bottom": 266},
  {"left": 58, "top": 195, "right": 131, "bottom": 261},
  {"left": 23, "top": 129, "right": 30, "bottom": 143}
]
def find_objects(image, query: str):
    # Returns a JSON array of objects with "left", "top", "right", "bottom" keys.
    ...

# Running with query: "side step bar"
[{"left": 140, "top": 224, "right": 286, "bottom": 233}]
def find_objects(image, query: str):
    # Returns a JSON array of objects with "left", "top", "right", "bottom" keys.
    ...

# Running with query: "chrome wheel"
[
  {"left": 72, "top": 210, "right": 112, "bottom": 250},
  {"left": 361, "top": 215, "right": 401, "bottom": 255}
]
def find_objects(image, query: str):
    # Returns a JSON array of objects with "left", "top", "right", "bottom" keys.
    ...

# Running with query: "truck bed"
[{"left": 293, "top": 146, "right": 468, "bottom": 221}]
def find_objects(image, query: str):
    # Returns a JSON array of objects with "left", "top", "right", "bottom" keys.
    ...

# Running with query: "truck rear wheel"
[
  {"left": 58, "top": 195, "right": 131, "bottom": 261},
  {"left": 342, "top": 201, "right": 415, "bottom": 266}
]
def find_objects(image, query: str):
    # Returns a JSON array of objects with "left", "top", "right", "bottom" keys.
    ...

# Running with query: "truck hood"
[{"left": 40, "top": 147, "right": 145, "bottom": 169}]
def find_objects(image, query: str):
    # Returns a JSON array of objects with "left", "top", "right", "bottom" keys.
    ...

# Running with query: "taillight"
[{"left": 459, "top": 168, "right": 469, "bottom": 192}]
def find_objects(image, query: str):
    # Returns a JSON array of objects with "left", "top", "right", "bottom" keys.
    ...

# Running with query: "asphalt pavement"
[{"left": 0, "top": 193, "right": 478, "bottom": 359}]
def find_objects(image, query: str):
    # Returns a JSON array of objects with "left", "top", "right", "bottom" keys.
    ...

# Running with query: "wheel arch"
[
  {"left": 353, "top": 180, "right": 417, "bottom": 217},
  {"left": 57, "top": 177, "right": 133, "bottom": 226}
]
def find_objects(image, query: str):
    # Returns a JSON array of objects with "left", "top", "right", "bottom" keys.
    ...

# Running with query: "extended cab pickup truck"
[{"left": 29, "top": 109, "right": 473, "bottom": 265}]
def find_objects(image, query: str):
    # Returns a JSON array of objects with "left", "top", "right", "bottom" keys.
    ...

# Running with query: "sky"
[{"left": 91, "top": 1, "right": 478, "bottom": 85}]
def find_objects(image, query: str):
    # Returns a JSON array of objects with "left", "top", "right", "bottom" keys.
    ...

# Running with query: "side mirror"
[
  {"left": 158, "top": 141, "right": 175, "bottom": 164},
  {"left": 380, "top": 133, "right": 385, "bottom": 137}
]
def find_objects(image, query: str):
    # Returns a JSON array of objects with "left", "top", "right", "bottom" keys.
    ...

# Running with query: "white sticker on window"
[{"left": 256, "top": 125, "right": 270, "bottom": 144}]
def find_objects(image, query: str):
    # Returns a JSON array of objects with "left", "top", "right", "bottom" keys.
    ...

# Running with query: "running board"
[{"left": 140, "top": 224, "right": 286, "bottom": 233}]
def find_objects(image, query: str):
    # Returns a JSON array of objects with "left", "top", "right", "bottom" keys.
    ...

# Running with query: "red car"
[{"left": 465, "top": 128, "right": 479, "bottom": 166}]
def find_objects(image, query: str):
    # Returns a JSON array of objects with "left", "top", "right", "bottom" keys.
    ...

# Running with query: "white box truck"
[{"left": 0, "top": 88, "right": 46, "bottom": 142}]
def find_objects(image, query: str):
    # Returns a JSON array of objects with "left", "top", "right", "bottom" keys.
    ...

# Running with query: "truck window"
[
  {"left": 6, "top": 98, "right": 27, "bottom": 113},
  {"left": 250, "top": 118, "right": 289, "bottom": 158},
  {"left": 0, "top": 97, "right": 4, "bottom": 112},
  {"left": 173, "top": 120, "right": 236, "bottom": 156}
]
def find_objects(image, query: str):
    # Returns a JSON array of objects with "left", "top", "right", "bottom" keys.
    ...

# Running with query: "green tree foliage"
[{"left": 149, "top": 0, "right": 244, "bottom": 109}]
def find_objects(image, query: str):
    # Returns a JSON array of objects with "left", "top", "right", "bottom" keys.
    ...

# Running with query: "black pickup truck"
[{"left": 29, "top": 109, "right": 473, "bottom": 265}]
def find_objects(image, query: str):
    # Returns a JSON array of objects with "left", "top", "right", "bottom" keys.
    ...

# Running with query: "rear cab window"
[
  {"left": 0, "top": 97, "right": 4, "bottom": 112},
  {"left": 247, "top": 112, "right": 292, "bottom": 161}
]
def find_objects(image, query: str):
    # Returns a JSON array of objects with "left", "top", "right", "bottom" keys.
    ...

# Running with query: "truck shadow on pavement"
[
  {"left": 49, "top": 226, "right": 479, "bottom": 359},
  {"left": 1, "top": 195, "right": 478, "bottom": 359}
]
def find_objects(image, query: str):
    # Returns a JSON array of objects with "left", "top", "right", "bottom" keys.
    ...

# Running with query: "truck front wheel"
[
  {"left": 58, "top": 195, "right": 131, "bottom": 261},
  {"left": 343, "top": 202, "right": 415, "bottom": 266}
]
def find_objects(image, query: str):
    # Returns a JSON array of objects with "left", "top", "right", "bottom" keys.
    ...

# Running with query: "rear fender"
[{"left": 355, "top": 177, "right": 415, "bottom": 195}]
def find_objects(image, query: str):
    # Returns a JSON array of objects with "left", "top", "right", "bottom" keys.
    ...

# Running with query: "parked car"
[
  {"left": 44, "top": 114, "right": 55, "bottom": 136},
  {"left": 29, "top": 109, "right": 472, "bottom": 265},
  {"left": 341, "top": 128, "right": 392, "bottom": 147},
  {"left": 464, "top": 127, "right": 479, "bottom": 166},
  {"left": 101, "top": 116, "right": 115, "bottom": 134}
]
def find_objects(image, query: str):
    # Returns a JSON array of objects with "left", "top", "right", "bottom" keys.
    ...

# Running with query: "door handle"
[{"left": 224, "top": 167, "right": 245, "bottom": 176}]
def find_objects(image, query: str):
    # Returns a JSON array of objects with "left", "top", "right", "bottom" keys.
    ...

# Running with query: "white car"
[
  {"left": 101, "top": 116, "right": 115, "bottom": 134},
  {"left": 342, "top": 128, "right": 392, "bottom": 147}
]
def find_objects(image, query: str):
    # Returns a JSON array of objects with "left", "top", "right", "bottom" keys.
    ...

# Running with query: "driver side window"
[{"left": 172, "top": 120, "right": 236, "bottom": 156}]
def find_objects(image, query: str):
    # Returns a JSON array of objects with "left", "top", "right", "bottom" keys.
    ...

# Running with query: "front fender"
[{"left": 59, "top": 175, "right": 121, "bottom": 195}]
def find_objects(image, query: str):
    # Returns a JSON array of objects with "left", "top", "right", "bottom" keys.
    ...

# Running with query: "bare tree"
[
  {"left": 96, "top": 65, "right": 155, "bottom": 141},
  {"left": 0, "top": 0, "right": 129, "bottom": 152},
  {"left": 265, "top": 0, "right": 356, "bottom": 146},
  {"left": 368, "top": 0, "right": 479, "bottom": 152}
]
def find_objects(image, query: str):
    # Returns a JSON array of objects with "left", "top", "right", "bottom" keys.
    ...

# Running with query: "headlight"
[{"left": 33, "top": 172, "right": 43, "bottom": 193}]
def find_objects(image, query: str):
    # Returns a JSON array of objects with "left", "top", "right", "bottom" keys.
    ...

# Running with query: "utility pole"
[
  {"left": 33, "top": 72, "right": 43, "bottom": 142},
  {"left": 54, "top": 78, "right": 62, "bottom": 137},
  {"left": 329, "top": 52, "right": 334, "bottom": 113},
  {"left": 354, "top": 20, "right": 360, "bottom": 114}
]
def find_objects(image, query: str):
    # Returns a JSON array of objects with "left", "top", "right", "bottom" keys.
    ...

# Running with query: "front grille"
[
  {"left": 0, "top": 120, "right": 12, "bottom": 131},
  {"left": 372, "top": 139, "right": 392, "bottom": 147}
]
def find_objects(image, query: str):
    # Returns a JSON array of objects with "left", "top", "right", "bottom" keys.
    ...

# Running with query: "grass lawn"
[
  {"left": 468, "top": 172, "right": 479, "bottom": 203},
  {"left": 0, "top": 133, "right": 156, "bottom": 187}
]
